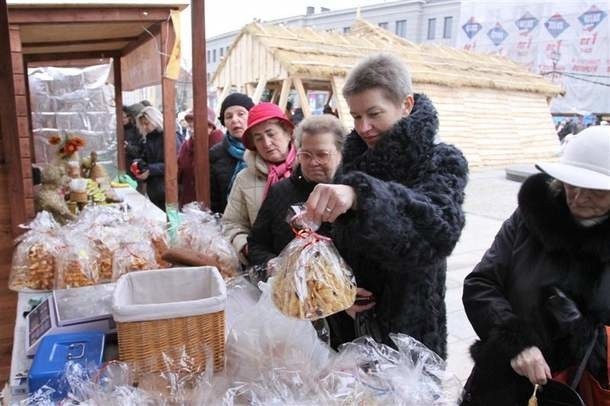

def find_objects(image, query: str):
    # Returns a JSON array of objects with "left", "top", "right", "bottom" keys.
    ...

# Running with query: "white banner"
[{"left": 458, "top": 1, "right": 610, "bottom": 115}]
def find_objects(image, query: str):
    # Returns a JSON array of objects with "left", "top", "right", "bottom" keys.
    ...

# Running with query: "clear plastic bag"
[
  {"left": 271, "top": 207, "right": 356, "bottom": 320},
  {"left": 111, "top": 241, "right": 158, "bottom": 281},
  {"left": 225, "top": 280, "right": 334, "bottom": 383},
  {"left": 55, "top": 235, "right": 100, "bottom": 289},
  {"left": 9, "top": 212, "right": 63, "bottom": 291},
  {"left": 128, "top": 216, "right": 171, "bottom": 269},
  {"left": 173, "top": 202, "right": 239, "bottom": 279}
]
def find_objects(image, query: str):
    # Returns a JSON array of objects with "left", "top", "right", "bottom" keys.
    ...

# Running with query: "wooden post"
[
  {"left": 0, "top": 20, "right": 28, "bottom": 235},
  {"left": 113, "top": 56, "right": 126, "bottom": 172},
  {"left": 252, "top": 78, "right": 267, "bottom": 103},
  {"left": 278, "top": 78, "right": 292, "bottom": 111},
  {"left": 293, "top": 77, "right": 311, "bottom": 117},
  {"left": 160, "top": 18, "right": 177, "bottom": 211},
  {"left": 191, "top": 0, "right": 210, "bottom": 206}
]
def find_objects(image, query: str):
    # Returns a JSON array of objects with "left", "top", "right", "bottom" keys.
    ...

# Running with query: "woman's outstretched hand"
[
  {"left": 510, "top": 346, "right": 552, "bottom": 385},
  {"left": 305, "top": 184, "right": 357, "bottom": 224}
]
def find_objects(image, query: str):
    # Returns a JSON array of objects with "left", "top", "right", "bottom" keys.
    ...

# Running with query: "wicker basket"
[
  {"left": 70, "top": 190, "right": 88, "bottom": 203},
  {"left": 112, "top": 267, "right": 226, "bottom": 376}
]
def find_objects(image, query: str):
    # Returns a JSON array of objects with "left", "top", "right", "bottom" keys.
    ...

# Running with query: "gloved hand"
[{"left": 545, "top": 287, "right": 583, "bottom": 330}]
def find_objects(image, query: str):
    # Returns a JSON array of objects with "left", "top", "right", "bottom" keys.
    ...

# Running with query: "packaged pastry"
[
  {"left": 271, "top": 209, "right": 356, "bottom": 320},
  {"left": 9, "top": 212, "right": 62, "bottom": 291},
  {"left": 174, "top": 203, "right": 239, "bottom": 279},
  {"left": 111, "top": 241, "right": 158, "bottom": 281},
  {"left": 55, "top": 237, "right": 100, "bottom": 289}
]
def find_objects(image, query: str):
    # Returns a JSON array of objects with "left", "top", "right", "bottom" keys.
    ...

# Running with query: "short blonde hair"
[
  {"left": 136, "top": 106, "right": 164, "bottom": 134},
  {"left": 343, "top": 53, "right": 413, "bottom": 106}
]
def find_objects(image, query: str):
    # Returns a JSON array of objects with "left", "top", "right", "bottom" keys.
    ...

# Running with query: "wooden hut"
[
  {"left": 212, "top": 19, "right": 563, "bottom": 168},
  {"left": 0, "top": 0, "right": 208, "bottom": 382}
]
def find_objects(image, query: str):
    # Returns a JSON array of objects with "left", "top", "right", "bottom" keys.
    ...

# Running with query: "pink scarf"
[{"left": 264, "top": 144, "right": 297, "bottom": 198}]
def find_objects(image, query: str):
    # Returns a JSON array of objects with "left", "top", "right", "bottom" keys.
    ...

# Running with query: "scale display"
[{"left": 25, "top": 284, "right": 116, "bottom": 356}]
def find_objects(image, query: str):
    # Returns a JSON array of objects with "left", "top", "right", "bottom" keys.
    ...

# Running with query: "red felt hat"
[{"left": 243, "top": 102, "right": 294, "bottom": 150}]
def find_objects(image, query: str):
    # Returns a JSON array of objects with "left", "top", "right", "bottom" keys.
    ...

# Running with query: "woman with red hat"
[
  {"left": 222, "top": 102, "right": 297, "bottom": 264},
  {"left": 177, "top": 106, "right": 224, "bottom": 208}
]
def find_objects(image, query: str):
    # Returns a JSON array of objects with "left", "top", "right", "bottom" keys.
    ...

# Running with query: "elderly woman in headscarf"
[
  {"left": 222, "top": 102, "right": 297, "bottom": 264},
  {"left": 209, "top": 93, "right": 254, "bottom": 213},
  {"left": 461, "top": 126, "right": 610, "bottom": 406}
]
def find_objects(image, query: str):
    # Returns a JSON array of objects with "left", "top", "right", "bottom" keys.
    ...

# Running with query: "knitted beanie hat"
[{"left": 218, "top": 93, "right": 254, "bottom": 126}]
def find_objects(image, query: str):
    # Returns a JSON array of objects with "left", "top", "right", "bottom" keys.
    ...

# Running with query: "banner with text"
[{"left": 458, "top": 1, "right": 610, "bottom": 114}]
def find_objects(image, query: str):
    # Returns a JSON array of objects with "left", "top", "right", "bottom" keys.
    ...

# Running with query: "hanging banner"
[{"left": 458, "top": 1, "right": 610, "bottom": 115}]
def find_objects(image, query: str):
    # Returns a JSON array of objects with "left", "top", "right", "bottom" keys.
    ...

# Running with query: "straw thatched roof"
[{"left": 213, "top": 19, "right": 562, "bottom": 97}]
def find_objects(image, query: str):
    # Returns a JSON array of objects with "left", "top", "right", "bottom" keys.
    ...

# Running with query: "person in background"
[
  {"left": 175, "top": 110, "right": 188, "bottom": 151},
  {"left": 285, "top": 100, "right": 294, "bottom": 123},
  {"left": 135, "top": 106, "right": 166, "bottom": 211},
  {"left": 247, "top": 114, "right": 346, "bottom": 269},
  {"left": 460, "top": 126, "right": 610, "bottom": 405},
  {"left": 123, "top": 104, "right": 144, "bottom": 176},
  {"left": 209, "top": 93, "right": 255, "bottom": 213},
  {"left": 222, "top": 102, "right": 297, "bottom": 264},
  {"left": 177, "top": 106, "right": 224, "bottom": 208},
  {"left": 304, "top": 53, "right": 468, "bottom": 356}
]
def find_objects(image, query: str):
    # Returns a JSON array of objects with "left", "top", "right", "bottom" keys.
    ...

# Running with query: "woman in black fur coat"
[
  {"left": 304, "top": 53, "right": 468, "bottom": 358},
  {"left": 461, "top": 126, "right": 610, "bottom": 405}
]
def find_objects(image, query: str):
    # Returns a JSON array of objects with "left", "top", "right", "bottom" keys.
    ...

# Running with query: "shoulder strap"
[{"left": 570, "top": 327, "right": 599, "bottom": 388}]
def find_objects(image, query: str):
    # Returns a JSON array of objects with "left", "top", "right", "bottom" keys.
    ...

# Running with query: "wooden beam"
[
  {"left": 24, "top": 50, "right": 120, "bottom": 63},
  {"left": 8, "top": 7, "right": 173, "bottom": 24},
  {"left": 270, "top": 86, "right": 280, "bottom": 103},
  {"left": 292, "top": 77, "right": 311, "bottom": 117},
  {"left": 252, "top": 78, "right": 267, "bottom": 103},
  {"left": 191, "top": 0, "right": 210, "bottom": 206},
  {"left": 244, "top": 82, "right": 255, "bottom": 98},
  {"left": 217, "top": 77, "right": 231, "bottom": 105},
  {"left": 0, "top": 20, "right": 27, "bottom": 235},
  {"left": 278, "top": 78, "right": 292, "bottom": 111},
  {"left": 121, "top": 22, "right": 161, "bottom": 57},
  {"left": 23, "top": 36, "right": 137, "bottom": 48},
  {"left": 160, "top": 18, "right": 177, "bottom": 211},
  {"left": 113, "top": 56, "right": 126, "bottom": 172}
]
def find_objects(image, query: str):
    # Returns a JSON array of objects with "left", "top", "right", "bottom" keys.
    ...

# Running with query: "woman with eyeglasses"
[
  {"left": 247, "top": 114, "right": 346, "bottom": 272},
  {"left": 304, "top": 53, "right": 468, "bottom": 356},
  {"left": 222, "top": 102, "right": 297, "bottom": 265}
]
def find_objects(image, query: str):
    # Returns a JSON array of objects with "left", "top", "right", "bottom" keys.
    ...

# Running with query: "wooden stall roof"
[
  {"left": 213, "top": 19, "right": 563, "bottom": 97},
  {"left": 8, "top": 0, "right": 187, "bottom": 59}
]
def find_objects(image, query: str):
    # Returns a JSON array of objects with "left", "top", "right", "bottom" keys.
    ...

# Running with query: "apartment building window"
[
  {"left": 212, "top": 49, "right": 217, "bottom": 63},
  {"left": 427, "top": 18, "right": 436, "bottom": 40},
  {"left": 395, "top": 20, "right": 407, "bottom": 37},
  {"left": 207, "top": 49, "right": 211, "bottom": 63},
  {"left": 443, "top": 16, "right": 453, "bottom": 39},
  {"left": 220, "top": 47, "right": 224, "bottom": 57},
  {"left": 378, "top": 22, "right": 388, "bottom": 29},
  {"left": 343, "top": 26, "right": 351, "bottom": 33},
  {"left": 226, "top": 46, "right": 229, "bottom": 54}
]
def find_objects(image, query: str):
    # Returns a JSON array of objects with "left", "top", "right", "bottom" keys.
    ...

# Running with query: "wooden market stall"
[
  {"left": 212, "top": 19, "right": 564, "bottom": 169},
  {"left": 0, "top": 0, "right": 213, "bottom": 383}
]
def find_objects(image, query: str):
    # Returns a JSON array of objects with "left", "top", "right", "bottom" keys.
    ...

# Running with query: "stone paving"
[{"left": 444, "top": 169, "right": 522, "bottom": 383}]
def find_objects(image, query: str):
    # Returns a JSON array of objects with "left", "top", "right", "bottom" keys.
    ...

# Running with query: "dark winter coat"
[
  {"left": 124, "top": 123, "right": 142, "bottom": 165},
  {"left": 461, "top": 173, "right": 610, "bottom": 406},
  {"left": 210, "top": 135, "right": 241, "bottom": 213},
  {"left": 330, "top": 93, "right": 468, "bottom": 358},
  {"left": 141, "top": 129, "right": 165, "bottom": 210},
  {"left": 247, "top": 167, "right": 331, "bottom": 267}
]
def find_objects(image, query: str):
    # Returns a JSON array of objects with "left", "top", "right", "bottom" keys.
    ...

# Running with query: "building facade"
[{"left": 206, "top": 0, "right": 461, "bottom": 105}]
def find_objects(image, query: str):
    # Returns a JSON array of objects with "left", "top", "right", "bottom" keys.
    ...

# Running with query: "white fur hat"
[{"left": 536, "top": 125, "right": 610, "bottom": 190}]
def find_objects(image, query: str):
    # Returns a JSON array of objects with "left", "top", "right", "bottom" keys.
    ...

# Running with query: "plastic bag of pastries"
[
  {"left": 55, "top": 235, "right": 100, "bottom": 289},
  {"left": 173, "top": 202, "right": 239, "bottom": 279},
  {"left": 271, "top": 207, "right": 357, "bottom": 320},
  {"left": 127, "top": 217, "right": 171, "bottom": 268},
  {"left": 9, "top": 212, "right": 63, "bottom": 291},
  {"left": 111, "top": 241, "right": 158, "bottom": 281}
]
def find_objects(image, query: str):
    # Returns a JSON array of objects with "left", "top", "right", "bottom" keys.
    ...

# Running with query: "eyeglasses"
[{"left": 297, "top": 150, "right": 335, "bottom": 164}]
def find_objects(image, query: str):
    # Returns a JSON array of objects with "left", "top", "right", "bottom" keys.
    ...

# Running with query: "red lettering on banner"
[
  {"left": 464, "top": 41, "right": 477, "bottom": 51},
  {"left": 579, "top": 32, "right": 598, "bottom": 53}
]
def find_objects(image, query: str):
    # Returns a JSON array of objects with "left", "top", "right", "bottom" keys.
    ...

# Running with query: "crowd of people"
[{"left": 122, "top": 52, "right": 609, "bottom": 404}]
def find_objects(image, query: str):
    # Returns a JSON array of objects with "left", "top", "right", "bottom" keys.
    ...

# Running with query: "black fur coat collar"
[
  {"left": 519, "top": 173, "right": 610, "bottom": 261},
  {"left": 341, "top": 93, "right": 438, "bottom": 184}
]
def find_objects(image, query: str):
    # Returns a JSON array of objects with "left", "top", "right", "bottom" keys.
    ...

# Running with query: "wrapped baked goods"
[
  {"left": 128, "top": 217, "right": 171, "bottom": 268},
  {"left": 173, "top": 203, "right": 239, "bottom": 279},
  {"left": 9, "top": 212, "right": 63, "bottom": 291},
  {"left": 55, "top": 236, "right": 100, "bottom": 289},
  {"left": 271, "top": 209, "right": 356, "bottom": 320},
  {"left": 111, "top": 241, "right": 158, "bottom": 281}
]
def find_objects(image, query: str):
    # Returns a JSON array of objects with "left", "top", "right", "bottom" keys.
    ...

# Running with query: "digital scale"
[{"left": 25, "top": 283, "right": 116, "bottom": 357}]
